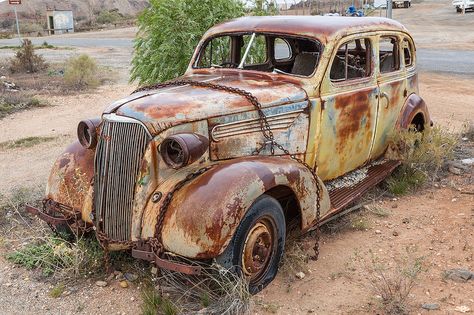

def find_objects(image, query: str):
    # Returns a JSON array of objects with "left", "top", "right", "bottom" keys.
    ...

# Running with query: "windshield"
[{"left": 195, "top": 32, "right": 322, "bottom": 77}]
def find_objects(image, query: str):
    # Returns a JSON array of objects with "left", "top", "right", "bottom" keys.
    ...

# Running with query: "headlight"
[
  {"left": 77, "top": 118, "right": 101, "bottom": 149},
  {"left": 160, "top": 133, "right": 209, "bottom": 169}
]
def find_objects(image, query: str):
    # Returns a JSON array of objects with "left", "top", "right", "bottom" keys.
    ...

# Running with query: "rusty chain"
[
  {"left": 133, "top": 79, "right": 323, "bottom": 260},
  {"left": 88, "top": 79, "right": 323, "bottom": 272},
  {"left": 150, "top": 166, "right": 214, "bottom": 254}
]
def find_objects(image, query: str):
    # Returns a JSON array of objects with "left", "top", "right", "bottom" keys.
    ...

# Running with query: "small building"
[{"left": 46, "top": 9, "right": 74, "bottom": 35}]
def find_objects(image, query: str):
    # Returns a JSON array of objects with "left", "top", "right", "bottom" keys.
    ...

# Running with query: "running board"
[{"left": 320, "top": 160, "right": 401, "bottom": 225}]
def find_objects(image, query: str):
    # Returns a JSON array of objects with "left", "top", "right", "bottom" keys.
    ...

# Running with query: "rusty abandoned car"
[{"left": 27, "top": 16, "right": 431, "bottom": 293}]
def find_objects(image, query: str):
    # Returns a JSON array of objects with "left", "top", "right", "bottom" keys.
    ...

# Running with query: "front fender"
[
  {"left": 46, "top": 141, "right": 94, "bottom": 223},
  {"left": 152, "top": 156, "right": 330, "bottom": 259}
]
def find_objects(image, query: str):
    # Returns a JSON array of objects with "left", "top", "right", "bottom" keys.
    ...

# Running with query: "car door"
[
  {"left": 370, "top": 34, "right": 406, "bottom": 158},
  {"left": 316, "top": 35, "right": 378, "bottom": 180}
]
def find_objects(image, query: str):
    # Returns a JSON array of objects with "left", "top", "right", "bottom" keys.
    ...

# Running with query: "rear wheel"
[{"left": 216, "top": 195, "right": 285, "bottom": 294}]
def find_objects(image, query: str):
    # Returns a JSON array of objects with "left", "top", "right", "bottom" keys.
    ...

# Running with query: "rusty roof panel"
[{"left": 205, "top": 16, "right": 408, "bottom": 43}]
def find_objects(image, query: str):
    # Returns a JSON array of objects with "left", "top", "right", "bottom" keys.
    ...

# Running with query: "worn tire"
[{"left": 216, "top": 195, "right": 286, "bottom": 294}]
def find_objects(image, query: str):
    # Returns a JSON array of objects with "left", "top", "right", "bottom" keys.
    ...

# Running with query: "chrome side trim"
[{"left": 211, "top": 109, "right": 304, "bottom": 142}]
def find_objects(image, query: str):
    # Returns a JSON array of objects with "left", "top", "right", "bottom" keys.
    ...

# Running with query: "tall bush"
[
  {"left": 130, "top": 0, "right": 245, "bottom": 84},
  {"left": 10, "top": 39, "right": 47, "bottom": 73}
]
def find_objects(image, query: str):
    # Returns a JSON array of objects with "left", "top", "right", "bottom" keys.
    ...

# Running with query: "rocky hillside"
[{"left": 0, "top": 0, "right": 149, "bottom": 18}]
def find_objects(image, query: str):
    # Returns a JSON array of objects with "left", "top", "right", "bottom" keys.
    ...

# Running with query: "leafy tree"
[{"left": 130, "top": 0, "right": 245, "bottom": 84}]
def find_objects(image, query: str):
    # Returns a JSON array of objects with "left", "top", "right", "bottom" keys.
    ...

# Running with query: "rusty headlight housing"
[
  {"left": 160, "top": 133, "right": 209, "bottom": 169},
  {"left": 77, "top": 118, "right": 101, "bottom": 150}
]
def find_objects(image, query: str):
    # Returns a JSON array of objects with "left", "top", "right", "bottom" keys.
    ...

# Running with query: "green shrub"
[
  {"left": 6, "top": 237, "right": 104, "bottom": 278},
  {"left": 386, "top": 126, "right": 458, "bottom": 195},
  {"left": 9, "top": 39, "right": 47, "bottom": 73},
  {"left": 130, "top": 0, "right": 245, "bottom": 84},
  {"left": 96, "top": 10, "right": 123, "bottom": 25},
  {"left": 63, "top": 54, "right": 99, "bottom": 90}
]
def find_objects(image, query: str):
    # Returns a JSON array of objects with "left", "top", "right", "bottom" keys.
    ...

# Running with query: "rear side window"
[
  {"left": 274, "top": 38, "right": 291, "bottom": 61},
  {"left": 403, "top": 38, "right": 413, "bottom": 67},
  {"left": 379, "top": 36, "right": 400, "bottom": 73},
  {"left": 330, "top": 38, "right": 372, "bottom": 82}
]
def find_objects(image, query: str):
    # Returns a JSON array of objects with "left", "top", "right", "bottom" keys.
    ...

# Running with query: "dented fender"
[
  {"left": 144, "top": 156, "right": 330, "bottom": 259},
  {"left": 46, "top": 141, "right": 94, "bottom": 223},
  {"left": 397, "top": 93, "right": 431, "bottom": 129}
]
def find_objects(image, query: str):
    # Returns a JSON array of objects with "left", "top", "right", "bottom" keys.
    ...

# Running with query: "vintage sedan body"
[{"left": 28, "top": 16, "right": 430, "bottom": 293}]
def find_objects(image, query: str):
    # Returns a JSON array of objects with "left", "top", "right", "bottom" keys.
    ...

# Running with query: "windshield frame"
[{"left": 191, "top": 31, "right": 324, "bottom": 79}]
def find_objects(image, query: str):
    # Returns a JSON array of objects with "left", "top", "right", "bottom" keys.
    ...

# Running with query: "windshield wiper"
[{"left": 238, "top": 32, "right": 256, "bottom": 69}]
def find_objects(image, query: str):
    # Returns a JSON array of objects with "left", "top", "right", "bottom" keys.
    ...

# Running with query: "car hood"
[{"left": 104, "top": 70, "right": 309, "bottom": 135}]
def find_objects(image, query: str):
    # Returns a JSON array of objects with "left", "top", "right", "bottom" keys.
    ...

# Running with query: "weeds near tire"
[
  {"left": 386, "top": 126, "right": 458, "bottom": 195},
  {"left": 142, "top": 262, "right": 251, "bottom": 314}
]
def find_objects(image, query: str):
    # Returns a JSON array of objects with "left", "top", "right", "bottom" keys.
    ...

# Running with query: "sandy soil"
[
  {"left": 0, "top": 84, "right": 134, "bottom": 195},
  {"left": 0, "top": 1, "right": 473, "bottom": 314}
]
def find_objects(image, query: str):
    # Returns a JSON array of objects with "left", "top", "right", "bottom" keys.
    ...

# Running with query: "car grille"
[{"left": 94, "top": 117, "right": 150, "bottom": 241}]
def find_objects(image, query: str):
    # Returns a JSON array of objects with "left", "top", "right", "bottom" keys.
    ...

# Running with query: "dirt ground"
[{"left": 0, "top": 1, "right": 473, "bottom": 314}]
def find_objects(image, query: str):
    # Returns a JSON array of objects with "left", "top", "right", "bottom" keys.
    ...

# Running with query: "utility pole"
[
  {"left": 387, "top": 0, "right": 393, "bottom": 18},
  {"left": 8, "top": 0, "right": 22, "bottom": 44}
]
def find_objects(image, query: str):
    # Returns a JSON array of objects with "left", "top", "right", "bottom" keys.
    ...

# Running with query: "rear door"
[
  {"left": 316, "top": 35, "right": 378, "bottom": 180},
  {"left": 370, "top": 34, "right": 406, "bottom": 159}
]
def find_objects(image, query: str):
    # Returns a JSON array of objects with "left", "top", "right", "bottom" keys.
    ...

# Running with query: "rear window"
[{"left": 403, "top": 38, "right": 414, "bottom": 67}]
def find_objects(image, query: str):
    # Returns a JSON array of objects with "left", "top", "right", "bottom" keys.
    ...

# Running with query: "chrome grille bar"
[{"left": 94, "top": 116, "right": 150, "bottom": 241}]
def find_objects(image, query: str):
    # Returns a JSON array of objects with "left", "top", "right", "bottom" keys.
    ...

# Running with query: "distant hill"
[{"left": 0, "top": 0, "right": 149, "bottom": 19}]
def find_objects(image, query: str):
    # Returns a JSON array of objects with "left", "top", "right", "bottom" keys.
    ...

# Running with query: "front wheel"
[{"left": 216, "top": 195, "right": 286, "bottom": 294}]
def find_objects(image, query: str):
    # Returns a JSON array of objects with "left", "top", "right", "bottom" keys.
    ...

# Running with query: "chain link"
[
  {"left": 89, "top": 79, "right": 322, "bottom": 270},
  {"left": 134, "top": 79, "right": 322, "bottom": 260}
]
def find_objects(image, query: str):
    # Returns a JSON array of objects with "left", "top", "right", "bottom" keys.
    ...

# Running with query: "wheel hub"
[{"left": 242, "top": 221, "right": 274, "bottom": 280}]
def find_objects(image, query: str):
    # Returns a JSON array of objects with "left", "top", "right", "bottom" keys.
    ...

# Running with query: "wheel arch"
[
  {"left": 151, "top": 156, "right": 331, "bottom": 260},
  {"left": 397, "top": 93, "right": 431, "bottom": 130},
  {"left": 46, "top": 141, "right": 95, "bottom": 222}
]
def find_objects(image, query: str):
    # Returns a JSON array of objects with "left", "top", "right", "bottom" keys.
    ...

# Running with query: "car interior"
[
  {"left": 195, "top": 33, "right": 322, "bottom": 77},
  {"left": 330, "top": 38, "right": 371, "bottom": 82}
]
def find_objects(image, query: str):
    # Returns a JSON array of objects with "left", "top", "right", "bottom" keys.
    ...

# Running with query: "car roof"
[{"left": 204, "top": 16, "right": 408, "bottom": 44}]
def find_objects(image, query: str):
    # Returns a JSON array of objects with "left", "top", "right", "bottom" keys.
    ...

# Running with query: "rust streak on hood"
[{"left": 105, "top": 70, "right": 308, "bottom": 135}]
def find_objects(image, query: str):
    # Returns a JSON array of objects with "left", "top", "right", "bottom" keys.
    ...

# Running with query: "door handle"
[{"left": 380, "top": 92, "right": 390, "bottom": 109}]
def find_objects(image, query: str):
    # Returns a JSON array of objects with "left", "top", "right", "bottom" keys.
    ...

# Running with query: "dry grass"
[
  {"left": 0, "top": 91, "right": 49, "bottom": 118},
  {"left": 141, "top": 261, "right": 252, "bottom": 314},
  {"left": 0, "top": 136, "right": 57, "bottom": 150},
  {"left": 0, "top": 186, "right": 104, "bottom": 280},
  {"left": 280, "top": 238, "right": 311, "bottom": 277},
  {"left": 463, "top": 122, "right": 474, "bottom": 142},
  {"left": 364, "top": 252, "right": 424, "bottom": 315},
  {"left": 386, "top": 126, "right": 458, "bottom": 195}
]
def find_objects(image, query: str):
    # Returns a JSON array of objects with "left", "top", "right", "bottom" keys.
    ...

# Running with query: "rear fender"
[
  {"left": 46, "top": 141, "right": 94, "bottom": 223},
  {"left": 397, "top": 93, "right": 431, "bottom": 129},
  {"left": 144, "top": 156, "right": 330, "bottom": 259}
]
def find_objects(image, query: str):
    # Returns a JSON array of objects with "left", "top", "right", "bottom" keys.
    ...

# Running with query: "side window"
[
  {"left": 241, "top": 34, "right": 267, "bottom": 65},
  {"left": 403, "top": 38, "right": 413, "bottom": 67},
  {"left": 274, "top": 38, "right": 292, "bottom": 61},
  {"left": 379, "top": 36, "right": 400, "bottom": 73},
  {"left": 330, "top": 38, "right": 372, "bottom": 82}
]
